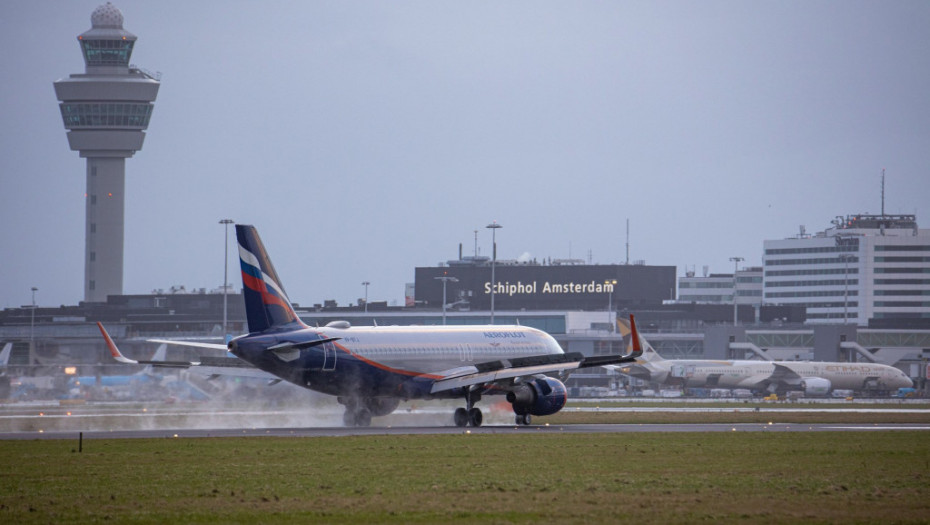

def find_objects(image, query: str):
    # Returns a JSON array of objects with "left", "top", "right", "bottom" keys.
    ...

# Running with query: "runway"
[
  {"left": 3, "top": 422, "right": 930, "bottom": 440},
  {"left": 3, "top": 400, "right": 929, "bottom": 440}
]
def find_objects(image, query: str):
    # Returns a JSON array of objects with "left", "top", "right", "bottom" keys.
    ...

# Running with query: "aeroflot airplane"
[
  {"left": 614, "top": 321, "right": 913, "bottom": 396},
  {"left": 99, "top": 224, "right": 642, "bottom": 427}
]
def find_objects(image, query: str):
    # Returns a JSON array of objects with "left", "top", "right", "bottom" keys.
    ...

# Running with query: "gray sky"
[{"left": 2, "top": 1, "right": 929, "bottom": 309}]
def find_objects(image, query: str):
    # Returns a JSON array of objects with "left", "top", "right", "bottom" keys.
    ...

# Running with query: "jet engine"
[
  {"left": 800, "top": 377, "right": 831, "bottom": 396},
  {"left": 506, "top": 377, "right": 568, "bottom": 416}
]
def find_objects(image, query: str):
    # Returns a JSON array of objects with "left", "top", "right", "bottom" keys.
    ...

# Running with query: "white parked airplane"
[
  {"left": 99, "top": 224, "right": 643, "bottom": 427},
  {"left": 613, "top": 320, "right": 913, "bottom": 395}
]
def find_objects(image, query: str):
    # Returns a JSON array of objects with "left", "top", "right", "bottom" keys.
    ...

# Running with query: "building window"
[
  {"left": 60, "top": 102, "right": 153, "bottom": 129},
  {"left": 81, "top": 39, "right": 134, "bottom": 66}
]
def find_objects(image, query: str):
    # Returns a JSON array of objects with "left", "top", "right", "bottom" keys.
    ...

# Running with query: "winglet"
[
  {"left": 628, "top": 315, "right": 643, "bottom": 359},
  {"left": 97, "top": 322, "right": 139, "bottom": 364},
  {"left": 0, "top": 342, "right": 11, "bottom": 369}
]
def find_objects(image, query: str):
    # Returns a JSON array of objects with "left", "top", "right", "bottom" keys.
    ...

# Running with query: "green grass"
[
  {"left": 538, "top": 410, "right": 930, "bottom": 425},
  {"left": 2, "top": 432, "right": 929, "bottom": 523}
]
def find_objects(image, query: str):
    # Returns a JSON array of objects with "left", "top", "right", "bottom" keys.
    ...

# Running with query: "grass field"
[{"left": 2, "top": 431, "right": 929, "bottom": 523}]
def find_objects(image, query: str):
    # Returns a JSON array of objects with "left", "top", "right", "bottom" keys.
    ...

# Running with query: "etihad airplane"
[
  {"left": 98, "top": 224, "right": 642, "bottom": 427},
  {"left": 613, "top": 320, "right": 913, "bottom": 396}
]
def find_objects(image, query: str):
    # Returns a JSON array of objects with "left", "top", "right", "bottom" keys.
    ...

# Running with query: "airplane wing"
[
  {"left": 147, "top": 339, "right": 228, "bottom": 351},
  {"left": 429, "top": 316, "right": 644, "bottom": 394},
  {"left": 734, "top": 364, "right": 803, "bottom": 391},
  {"left": 430, "top": 352, "right": 585, "bottom": 394},
  {"left": 767, "top": 363, "right": 804, "bottom": 387}
]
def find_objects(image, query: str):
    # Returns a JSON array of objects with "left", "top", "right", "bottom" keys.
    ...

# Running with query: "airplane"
[
  {"left": 67, "top": 344, "right": 171, "bottom": 392},
  {"left": 612, "top": 319, "right": 913, "bottom": 396},
  {"left": 98, "top": 224, "right": 643, "bottom": 427}
]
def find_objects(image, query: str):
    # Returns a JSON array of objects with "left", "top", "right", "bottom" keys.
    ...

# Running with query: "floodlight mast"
[
  {"left": 729, "top": 256, "right": 744, "bottom": 325},
  {"left": 486, "top": 221, "right": 503, "bottom": 324},
  {"left": 434, "top": 275, "right": 459, "bottom": 325}
]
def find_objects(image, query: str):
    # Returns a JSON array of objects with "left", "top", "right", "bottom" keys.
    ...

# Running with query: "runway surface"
[
  {"left": 3, "top": 400, "right": 929, "bottom": 440},
  {"left": 4, "top": 422, "right": 930, "bottom": 440}
]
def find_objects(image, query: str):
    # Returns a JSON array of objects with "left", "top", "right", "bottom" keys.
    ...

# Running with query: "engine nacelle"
[
  {"left": 506, "top": 377, "right": 568, "bottom": 417},
  {"left": 800, "top": 377, "right": 831, "bottom": 396}
]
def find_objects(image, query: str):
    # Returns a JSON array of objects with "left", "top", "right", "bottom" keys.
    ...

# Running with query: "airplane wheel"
[
  {"left": 516, "top": 414, "right": 531, "bottom": 426},
  {"left": 454, "top": 407, "right": 468, "bottom": 427},
  {"left": 467, "top": 407, "right": 483, "bottom": 427},
  {"left": 355, "top": 408, "right": 372, "bottom": 427},
  {"left": 343, "top": 406, "right": 372, "bottom": 427}
]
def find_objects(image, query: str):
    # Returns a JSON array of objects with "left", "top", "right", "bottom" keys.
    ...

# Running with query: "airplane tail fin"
[
  {"left": 616, "top": 316, "right": 664, "bottom": 363},
  {"left": 236, "top": 225, "right": 304, "bottom": 333}
]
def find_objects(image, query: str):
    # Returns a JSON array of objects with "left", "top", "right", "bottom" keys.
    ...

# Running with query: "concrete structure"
[
  {"left": 54, "top": 3, "right": 159, "bottom": 302},
  {"left": 678, "top": 267, "right": 763, "bottom": 306},
  {"left": 764, "top": 214, "right": 930, "bottom": 327}
]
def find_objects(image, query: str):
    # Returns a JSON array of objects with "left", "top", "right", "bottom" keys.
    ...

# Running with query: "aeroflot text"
[{"left": 484, "top": 281, "right": 616, "bottom": 296}]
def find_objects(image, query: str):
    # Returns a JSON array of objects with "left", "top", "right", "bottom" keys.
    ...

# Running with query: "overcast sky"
[{"left": 2, "top": 1, "right": 928, "bottom": 309}]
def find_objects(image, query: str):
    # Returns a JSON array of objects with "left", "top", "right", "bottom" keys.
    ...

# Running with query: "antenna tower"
[
  {"left": 881, "top": 168, "right": 886, "bottom": 217},
  {"left": 625, "top": 218, "right": 630, "bottom": 265}
]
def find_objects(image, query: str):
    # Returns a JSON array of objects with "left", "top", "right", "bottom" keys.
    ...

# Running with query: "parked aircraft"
[
  {"left": 69, "top": 344, "right": 168, "bottom": 391},
  {"left": 0, "top": 343, "right": 11, "bottom": 369},
  {"left": 99, "top": 224, "right": 642, "bottom": 426},
  {"left": 613, "top": 320, "right": 913, "bottom": 396}
]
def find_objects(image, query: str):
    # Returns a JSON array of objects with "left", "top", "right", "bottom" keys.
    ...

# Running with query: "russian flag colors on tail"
[{"left": 236, "top": 224, "right": 303, "bottom": 333}]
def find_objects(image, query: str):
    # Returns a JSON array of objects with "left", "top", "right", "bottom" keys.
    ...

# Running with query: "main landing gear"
[
  {"left": 453, "top": 390, "right": 483, "bottom": 427},
  {"left": 515, "top": 414, "right": 532, "bottom": 426},
  {"left": 339, "top": 397, "right": 372, "bottom": 427},
  {"left": 453, "top": 407, "right": 483, "bottom": 427}
]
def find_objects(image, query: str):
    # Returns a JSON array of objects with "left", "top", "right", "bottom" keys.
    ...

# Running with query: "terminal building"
[
  {"left": 763, "top": 214, "right": 930, "bottom": 328},
  {"left": 678, "top": 267, "right": 763, "bottom": 306}
]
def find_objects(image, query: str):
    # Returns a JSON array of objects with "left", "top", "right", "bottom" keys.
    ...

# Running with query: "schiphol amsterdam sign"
[{"left": 484, "top": 280, "right": 616, "bottom": 297}]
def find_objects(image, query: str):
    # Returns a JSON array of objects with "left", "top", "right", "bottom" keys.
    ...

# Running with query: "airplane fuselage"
[
  {"left": 644, "top": 359, "right": 912, "bottom": 392},
  {"left": 230, "top": 323, "right": 565, "bottom": 399}
]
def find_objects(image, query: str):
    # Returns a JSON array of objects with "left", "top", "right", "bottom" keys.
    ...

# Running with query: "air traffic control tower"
[{"left": 54, "top": 3, "right": 159, "bottom": 303}]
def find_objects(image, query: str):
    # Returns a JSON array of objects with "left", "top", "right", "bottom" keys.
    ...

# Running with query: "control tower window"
[
  {"left": 81, "top": 39, "right": 134, "bottom": 66},
  {"left": 60, "top": 103, "right": 153, "bottom": 129}
]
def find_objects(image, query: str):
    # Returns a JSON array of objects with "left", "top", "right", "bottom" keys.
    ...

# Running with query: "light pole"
[
  {"left": 362, "top": 281, "right": 370, "bottom": 313},
  {"left": 486, "top": 221, "right": 502, "bottom": 324},
  {"left": 30, "top": 287, "right": 38, "bottom": 348},
  {"left": 435, "top": 275, "right": 459, "bottom": 325},
  {"left": 219, "top": 219, "right": 234, "bottom": 337},
  {"left": 605, "top": 279, "right": 618, "bottom": 329},
  {"left": 729, "top": 257, "right": 744, "bottom": 326},
  {"left": 838, "top": 254, "right": 854, "bottom": 324}
]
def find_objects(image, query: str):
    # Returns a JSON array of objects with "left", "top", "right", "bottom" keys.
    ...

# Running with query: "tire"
[
  {"left": 454, "top": 407, "right": 468, "bottom": 427},
  {"left": 467, "top": 407, "right": 483, "bottom": 427}
]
